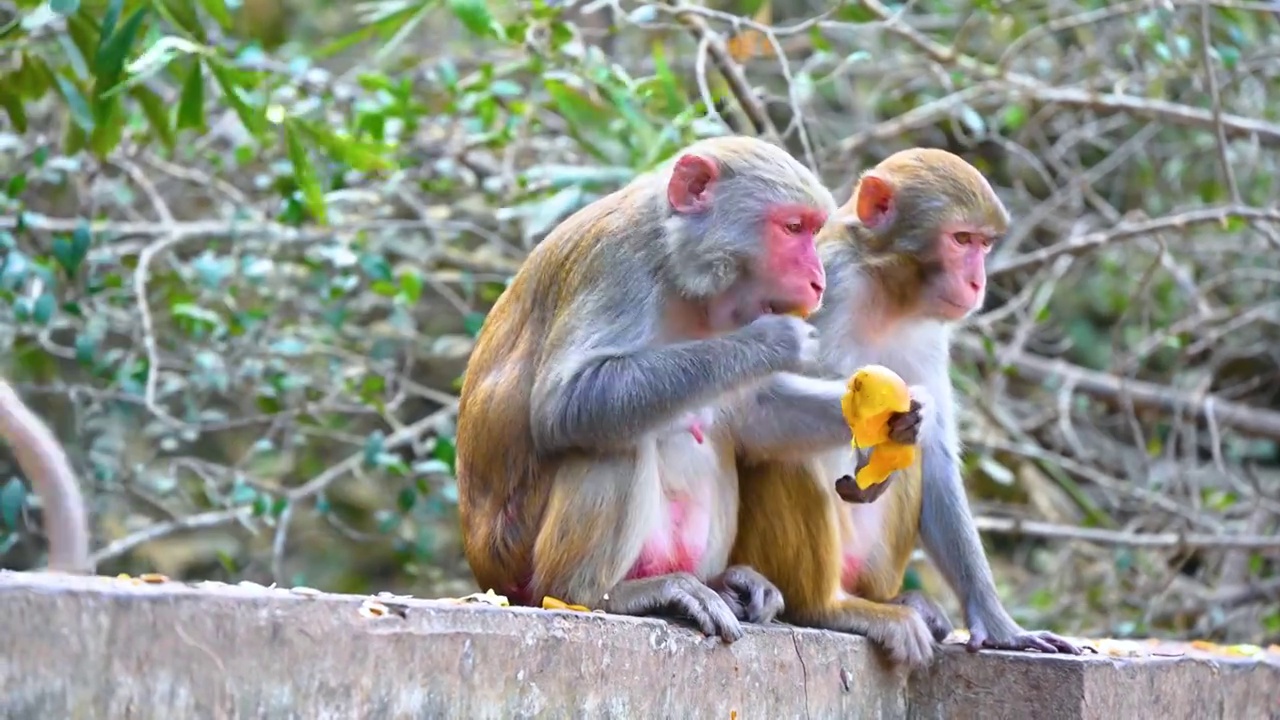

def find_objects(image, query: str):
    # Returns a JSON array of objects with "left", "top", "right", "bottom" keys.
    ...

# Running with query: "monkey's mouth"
[{"left": 763, "top": 301, "right": 811, "bottom": 319}]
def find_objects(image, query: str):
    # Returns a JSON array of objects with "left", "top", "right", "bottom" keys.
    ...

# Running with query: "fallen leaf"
[{"left": 542, "top": 596, "right": 591, "bottom": 612}]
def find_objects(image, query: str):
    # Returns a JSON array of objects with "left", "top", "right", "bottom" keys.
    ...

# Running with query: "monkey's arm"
[
  {"left": 532, "top": 320, "right": 797, "bottom": 454},
  {"left": 915, "top": 379, "right": 1081, "bottom": 655},
  {"left": 728, "top": 373, "right": 851, "bottom": 462}
]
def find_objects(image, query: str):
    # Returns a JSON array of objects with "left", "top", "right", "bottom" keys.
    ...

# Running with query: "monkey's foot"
[
  {"left": 601, "top": 573, "right": 743, "bottom": 643},
  {"left": 965, "top": 623, "right": 1085, "bottom": 655},
  {"left": 835, "top": 473, "right": 893, "bottom": 504},
  {"left": 886, "top": 398, "right": 924, "bottom": 445},
  {"left": 890, "top": 591, "right": 952, "bottom": 642},
  {"left": 708, "top": 565, "right": 785, "bottom": 624}
]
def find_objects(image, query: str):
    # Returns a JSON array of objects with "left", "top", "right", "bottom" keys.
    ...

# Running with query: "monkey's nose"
[
  {"left": 968, "top": 280, "right": 982, "bottom": 293},
  {"left": 810, "top": 280, "right": 826, "bottom": 297}
]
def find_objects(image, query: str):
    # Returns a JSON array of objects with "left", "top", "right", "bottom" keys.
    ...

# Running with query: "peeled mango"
[{"left": 840, "top": 364, "right": 918, "bottom": 490}]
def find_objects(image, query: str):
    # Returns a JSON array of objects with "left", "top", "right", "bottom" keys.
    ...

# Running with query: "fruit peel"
[{"left": 841, "top": 364, "right": 918, "bottom": 490}]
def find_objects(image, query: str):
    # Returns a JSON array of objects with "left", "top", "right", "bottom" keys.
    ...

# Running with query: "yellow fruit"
[{"left": 840, "top": 365, "right": 918, "bottom": 490}]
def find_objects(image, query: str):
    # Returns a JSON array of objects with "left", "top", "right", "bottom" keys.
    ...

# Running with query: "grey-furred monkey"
[
  {"left": 0, "top": 380, "right": 92, "bottom": 573},
  {"left": 455, "top": 135, "right": 861, "bottom": 642}
]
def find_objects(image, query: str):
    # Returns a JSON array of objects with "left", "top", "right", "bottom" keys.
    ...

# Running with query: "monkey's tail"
[{"left": 0, "top": 380, "right": 92, "bottom": 574}]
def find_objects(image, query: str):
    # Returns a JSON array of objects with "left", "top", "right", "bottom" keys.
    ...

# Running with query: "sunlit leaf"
[
  {"left": 176, "top": 59, "right": 205, "bottom": 130},
  {"left": 449, "top": 0, "right": 499, "bottom": 38},
  {"left": 209, "top": 61, "right": 264, "bottom": 135},
  {"left": 283, "top": 118, "right": 326, "bottom": 223},
  {"left": 0, "top": 83, "right": 26, "bottom": 132}
]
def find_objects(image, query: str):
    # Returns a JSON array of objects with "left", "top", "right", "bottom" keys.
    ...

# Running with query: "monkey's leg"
[
  {"left": 792, "top": 595, "right": 936, "bottom": 668},
  {"left": 532, "top": 456, "right": 744, "bottom": 642}
]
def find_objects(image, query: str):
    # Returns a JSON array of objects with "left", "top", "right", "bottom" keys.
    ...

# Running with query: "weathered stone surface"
[{"left": 1, "top": 571, "right": 1277, "bottom": 719}]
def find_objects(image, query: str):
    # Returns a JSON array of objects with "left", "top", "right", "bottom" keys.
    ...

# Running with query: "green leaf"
[
  {"left": 209, "top": 62, "right": 264, "bottom": 136},
  {"left": 295, "top": 120, "right": 394, "bottom": 173},
  {"left": 0, "top": 478, "right": 27, "bottom": 529},
  {"left": 397, "top": 487, "right": 417, "bottom": 512},
  {"left": 131, "top": 85, "right": 175, "bottom": 149},
  {"left": 49, "top": 0, "right": 79, "bottom": 15},
  {"left": 105, "top": 36, "right": 209, "bottom": 100},
  {"left": 95, "top": 6, "right": 149, "bottom": 84},
  {"left": 53, "top": 75, "right": 95, "bottom": 132},
  {"left": 462, "top": 311, "right": 485, "bottom": 338},
  {"left": 398, "top": 268, "right": 423, "bottom": 303},
  {"left": 0, "top": 83, "right": 27, "bottom": 132},
  {"left": 74, "top": 333, "right": 96, "bottom": 366},
  {"left": 100, "top": 0, "right": 124, "bottom": 42},
  {"left": 448, "top": 0, "right": 498, "bottom": 38},
  {"left": 432, "top": 436, "right": 457, "bottom": 474},
  {"left": 5, "top": 173, "right": 26, "bottom": 198},
  {"left": 51, "top": 222, "right": 92, "bottom": 279},
  {"left": 176, "top": 59, "right": 205, "bottom": 130},
  {"left": 197, "top": 0, "right": 234, "bottom": 29},
  {"left": 363, "top": 430, "right": 386, "bottom": 468},
  {"left": 283, "top": 119, "right": 326, "bottom": 223}
]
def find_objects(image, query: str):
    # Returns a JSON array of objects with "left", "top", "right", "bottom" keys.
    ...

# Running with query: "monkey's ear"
[
  {"left": 854, "top": 173, "right": 895, "bottom": 230},
  {"left": 667, "top": 154, "right": 719, "bottom": 214}
]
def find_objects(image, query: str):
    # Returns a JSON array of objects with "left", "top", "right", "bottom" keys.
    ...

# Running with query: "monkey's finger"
[
  {"left": 688, "top": 586, "right": 745, "bottom": 642},
  {"left": 674, "top": 590, "right": 725, "bottom": 639},
  {"left": 1039, "top": 633, "right": 1084, "bottom": 655},
  {"left": 994, "top": 634, "right": 1058, "bottom": 654}
]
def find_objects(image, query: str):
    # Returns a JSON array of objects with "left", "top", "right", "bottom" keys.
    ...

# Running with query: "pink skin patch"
[
  {"left": 841, "top": 554, "right": 862, "bottom": 590},
  {"left": 626, "top": 497, "right": 709, "bottom": 580},
  {"left": 764, "top": 204, "right": 828, "bottom": 312},
  {"left": 936, "top": 224, "right": 994, "bottom": 319},
  {"left": 688, "top": 420, "right": 705, "bottom": 444}
]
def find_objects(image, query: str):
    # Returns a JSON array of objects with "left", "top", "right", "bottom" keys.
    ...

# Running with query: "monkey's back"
[{"left": 455, "top": 179, "right": 658, "bottom": 602}]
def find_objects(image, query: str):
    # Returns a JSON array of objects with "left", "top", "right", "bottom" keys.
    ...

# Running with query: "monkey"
[
  {"left": 731, "top": 148, "right": 1083, "bottom": 667},
  {"left": 454, "top": 135, "right": 862, "bottom": 642},
  {"left": 0, "top": 380, "right": 92, "bottom": 574}
]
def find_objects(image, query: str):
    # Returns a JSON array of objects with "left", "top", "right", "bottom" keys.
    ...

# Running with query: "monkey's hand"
[
  {"left": 965, "top": 616, "right": 1084, "bottom": 655},
  {"left": 890, "top": 591, "right": 953, "bottom": 642},
  {"left": 601, "top": 573, "right": 744, "bottom": 643},
  {"left": 834, "top": 450, "right": 894, "bottom": 504},
  {"left": 745, "top": 314, "right": 819, "bottom": 370},
  {"left": 834, "top": 473, "right": 893, "bottom": 504},
  {"left": 708, "top": 565, "right": 785, "bottom": 624},
  {"left": 886, "top": 384, "right": 934, "bottom": 445}
]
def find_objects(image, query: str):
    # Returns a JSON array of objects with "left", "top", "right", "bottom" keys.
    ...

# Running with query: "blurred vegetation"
[{"left": 1, "top": 0, "right": 1278, "bottom": 646}]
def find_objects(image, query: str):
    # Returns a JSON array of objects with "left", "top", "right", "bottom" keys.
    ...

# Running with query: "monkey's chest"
[{"left": 627, "top": 418, "right": 736, "bottom": 580}]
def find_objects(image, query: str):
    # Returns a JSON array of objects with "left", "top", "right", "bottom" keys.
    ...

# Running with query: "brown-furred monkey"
[
  {"left": 456, "top": 136, "right": 858, "bottom": 642},
  {"left": 732, "top": 148, "right": 1083, "bottom": 667},
  {"left": 0, "top": 380, "right": 92, "bottom": 573}
]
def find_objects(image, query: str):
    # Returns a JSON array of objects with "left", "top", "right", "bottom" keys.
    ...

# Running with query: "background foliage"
[{"left": 2, "top": 0, "right": 1279, "bottom": 645}]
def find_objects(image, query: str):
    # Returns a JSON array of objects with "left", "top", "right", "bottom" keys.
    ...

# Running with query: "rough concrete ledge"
[{"left": 1, "top": 571, "right": 1277, "bottom": 720}]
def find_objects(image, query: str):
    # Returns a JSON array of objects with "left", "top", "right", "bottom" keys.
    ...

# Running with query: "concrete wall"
[{"left": 1, "top": 571, "right": 1277, "bottom": 719}]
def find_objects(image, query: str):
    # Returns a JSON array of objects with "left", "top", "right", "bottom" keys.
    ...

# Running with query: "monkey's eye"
[
  {"left": 784, "top": 220, "right": 804, "bottom": 235},
  {"left": 952, "top": 231, "right": 973, "bottom": 245}
]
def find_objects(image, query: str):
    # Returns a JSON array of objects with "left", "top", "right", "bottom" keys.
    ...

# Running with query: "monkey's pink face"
[
  {"left": 760, "top": 203, "right": 828, "bottom": 317},
  {"left": 930, "top": 224, "right": 994, "bottom": 321}
]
